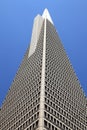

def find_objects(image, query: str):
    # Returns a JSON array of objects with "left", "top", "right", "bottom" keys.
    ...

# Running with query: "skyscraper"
[{"left": 0, "top": 9, "right": 87, "bottom": 130}]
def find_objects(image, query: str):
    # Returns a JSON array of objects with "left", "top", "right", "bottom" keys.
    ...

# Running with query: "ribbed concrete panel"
[{"left": 28, "top": 15, "right": 44, "bottom": 58}]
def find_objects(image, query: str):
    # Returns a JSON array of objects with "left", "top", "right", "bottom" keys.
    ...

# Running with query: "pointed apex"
[{"left": 42, "top": 8, "right": 53, "bottom": 24}]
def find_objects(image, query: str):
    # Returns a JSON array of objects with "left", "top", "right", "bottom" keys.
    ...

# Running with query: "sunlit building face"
[{"left": 0, "top": 9, "right": 87, "bottom": 130}]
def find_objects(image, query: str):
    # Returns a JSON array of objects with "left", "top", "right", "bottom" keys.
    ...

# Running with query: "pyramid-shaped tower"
[{"left": 0, "top": 9, "right": 87, "bottom": 130}]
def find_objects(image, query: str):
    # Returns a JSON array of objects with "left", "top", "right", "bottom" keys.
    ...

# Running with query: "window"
[
  {"left": 52, "top": 125, "right": 54, "bottom": 130},
  {"left": 63, "top": 124, "right": 65, "bottom": 130},
  {"left": 60, "top": 122, "right": 62, "bottom": 128},
  {"left": 44, "top": 120, "right": 47, "bottom": 126}
]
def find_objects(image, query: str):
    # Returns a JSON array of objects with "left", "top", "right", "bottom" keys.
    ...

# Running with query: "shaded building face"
[{"left": 0, "top": 9, "right": 87, "bottom": 130}]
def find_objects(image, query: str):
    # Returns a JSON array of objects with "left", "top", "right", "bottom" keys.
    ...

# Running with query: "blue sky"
[{"left": 0, "top": 0, "right": 87, "bottom": 107}]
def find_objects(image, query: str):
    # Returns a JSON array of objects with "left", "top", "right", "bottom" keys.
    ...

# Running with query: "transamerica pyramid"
[{"left": 0, "top": 9, "right": 87, "bottom": 130}]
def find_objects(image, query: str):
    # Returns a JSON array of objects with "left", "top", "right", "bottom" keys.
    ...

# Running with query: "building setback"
[{"left": 0, "top": 9, "right": 87, "bottom": 130}]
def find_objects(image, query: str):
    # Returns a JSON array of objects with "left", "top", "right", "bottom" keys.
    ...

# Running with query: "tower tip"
[{"left": 42, "top": 8, "right": 53, "bottom": 24}]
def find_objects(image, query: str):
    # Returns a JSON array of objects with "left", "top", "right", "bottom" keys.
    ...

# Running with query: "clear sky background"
[{"left": 0, "top": 0, "right": 87, "bottom": 107}]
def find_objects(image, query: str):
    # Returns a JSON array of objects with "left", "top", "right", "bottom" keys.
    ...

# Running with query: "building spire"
[{"left": 42, "top": 8, "right": 53, "bottom": 24}]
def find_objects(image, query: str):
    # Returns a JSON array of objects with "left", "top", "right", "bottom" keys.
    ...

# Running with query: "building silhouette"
[{"left": 0, "top": 9, "right": 87, "bottom": 130}]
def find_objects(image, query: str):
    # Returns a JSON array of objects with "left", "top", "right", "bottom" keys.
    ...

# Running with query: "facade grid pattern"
[{"left": 0, "top": 9, "right": 87, "bottom": 130}]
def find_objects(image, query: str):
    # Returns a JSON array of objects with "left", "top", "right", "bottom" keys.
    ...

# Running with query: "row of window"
[
  {"left": 44, "top": 109, "right": 86, "bottom": 130},
  {"left": 3, "top": 83, "right": 40, "bottom": 111},
  {"left": 1, "top": 98, "right": 40, "bottom": 128},
  {"left": 9, "top": 120, "right": 39, "bottom": 130},
  {"left": 45, "top": 85, "right": 86, "bottom": 121},
  {"left": 45, "top": 57, "right": 85, "bottom": 108},
  {"left": 44, "top": 119, "right": 70, "bottom": 130},
  {"left": 5, "top": 69, "right": 41, "bottom": 104},
  {"left": 45, "top": 33, "right": 86, "bottom": 107},
  {"left": 1, "top": 88, "right": 40, "bottom": 121},
  {"left": 45, "top": 96, "right": 86, "bottom": 127}
]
